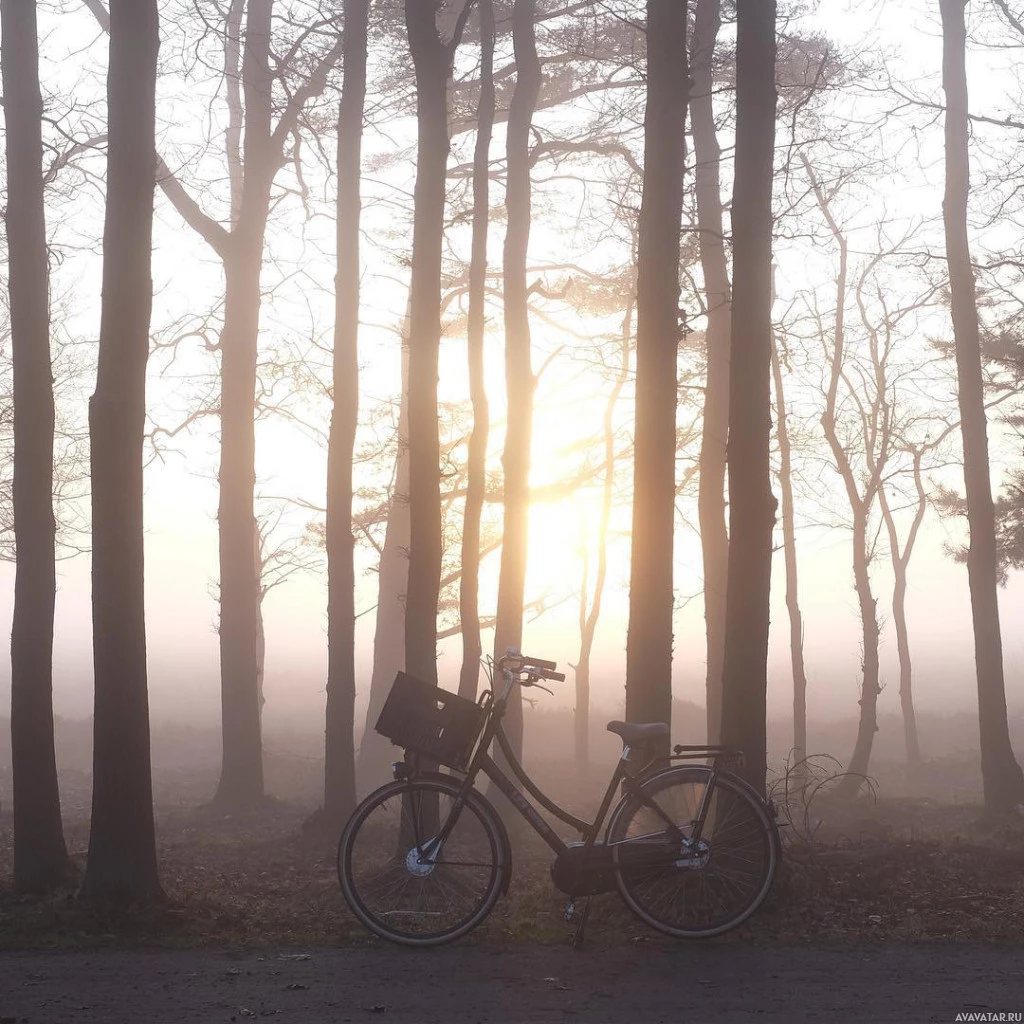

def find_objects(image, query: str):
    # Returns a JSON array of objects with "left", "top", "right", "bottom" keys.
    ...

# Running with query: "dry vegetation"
[{"left": 3, "top": 718, "right": 1024, "bottom": 948}]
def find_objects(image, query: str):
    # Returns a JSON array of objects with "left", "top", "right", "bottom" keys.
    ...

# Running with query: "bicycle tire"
[
  {"left": 338, "top": 775, "right": 508, "bottom": 946},
  {"left": 606, "top": 765, "right": 777, "bottom": 938}
]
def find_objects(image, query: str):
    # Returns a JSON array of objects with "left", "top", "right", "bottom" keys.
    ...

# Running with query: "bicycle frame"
[{"left": 421, "top": 664, "right": 725, "bottom": 860}]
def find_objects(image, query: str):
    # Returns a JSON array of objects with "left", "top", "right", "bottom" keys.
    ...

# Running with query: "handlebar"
[{"left": 498, "top": 649, "right": 567, "bottom": 684}]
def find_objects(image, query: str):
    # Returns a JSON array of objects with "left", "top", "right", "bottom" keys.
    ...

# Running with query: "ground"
[
  {"left": 3, "top": 944, "right": 1024, "bottom": 1022},
  {"left": 2, "top": 753, "right": 1024, "bottom": 1020}
]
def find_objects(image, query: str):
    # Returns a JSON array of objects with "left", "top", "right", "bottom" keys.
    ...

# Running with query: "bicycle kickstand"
[{"left": 565, "top": 896, "right": 591, "bottom": 950}]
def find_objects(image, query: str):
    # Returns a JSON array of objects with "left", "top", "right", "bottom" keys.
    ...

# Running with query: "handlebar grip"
[
  {"left": 521, "top": 654, "right": 557, "bottom": 671},
  {"left": 544, "top": 669, "right": 566, "bottom": 682}
]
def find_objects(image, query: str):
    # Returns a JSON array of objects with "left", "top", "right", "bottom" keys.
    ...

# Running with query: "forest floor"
[{"left": 2, "top": 776, "right": 1024, "bottom": 948}]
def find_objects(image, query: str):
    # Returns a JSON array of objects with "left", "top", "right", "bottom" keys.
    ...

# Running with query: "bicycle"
[{"left": 337, "top": 650, "right": 780, "bottom": 947}]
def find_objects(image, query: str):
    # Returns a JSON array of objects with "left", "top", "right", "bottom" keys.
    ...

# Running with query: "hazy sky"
[{"left": 1, "top": 0, "right": 1023, "bottom": 738}]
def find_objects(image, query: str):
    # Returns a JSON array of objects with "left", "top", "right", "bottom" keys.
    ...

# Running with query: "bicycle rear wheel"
[
  {"left": 338, "top": 775, "right": 507, "bottom": 946},
  {"left": 607, "top": 766, "right": 777, "bottom": 938}
]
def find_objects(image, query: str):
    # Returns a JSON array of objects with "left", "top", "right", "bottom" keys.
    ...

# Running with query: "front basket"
[{"left": 375, "top": 671, "right": 487, "bottom": 770}]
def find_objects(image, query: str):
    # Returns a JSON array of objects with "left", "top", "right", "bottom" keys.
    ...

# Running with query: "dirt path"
[{"left": 1, "top": 944, "right": 1022, "bottom": 1023}]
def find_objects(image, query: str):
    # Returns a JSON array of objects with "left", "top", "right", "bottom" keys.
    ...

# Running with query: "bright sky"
[{"left": 0, "top": 0, "right": 1023, "bottom": 749}]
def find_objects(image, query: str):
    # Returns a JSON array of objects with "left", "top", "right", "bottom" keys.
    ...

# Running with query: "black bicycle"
[{"left": 338, "top": 651, "right": 779, "bottom": 946}]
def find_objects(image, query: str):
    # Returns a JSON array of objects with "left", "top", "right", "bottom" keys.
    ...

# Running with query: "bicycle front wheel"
[
  {"left": 606, "top": 766, "right": 777, "bottom": 938},
  {"left": 338, "top": 775, "right": 507, "bottom": 946}
]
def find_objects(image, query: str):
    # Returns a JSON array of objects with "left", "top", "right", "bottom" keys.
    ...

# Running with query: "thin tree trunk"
[
  {"left": 878, "top": 453, "right": 927, "bottom": 766},
  {"left": 2, "top": 0, "right": 71, "bottom": 892},
  {"left": 82, "top": 0, "right": 163, "bottom": 903},
  {"left": 458, "top": 0, "right": 496, "bottom": 702},
  {"left": 356, "top": 343, "right": 410, "bottom": 794},
  {"left": 493, "top": 0, "right": 542, "bottom": 758},
  {"left": 624, "top": 0, "right": 688, "bottom": 752},
  {"left": 404, "top": 0, "right": 452, "bottom": 687},
  {"left": 324, "top": 0, "right": 370, "bottom": 825},
  {"left": 802, "top": 153, "right": 884, "bottom": 799},
  {"left": 770, "top": 337, "right": 808, "bottom": 769},
  {"left": 215, "top": 244, "right": 268, "bottom": 807},
  {"left": 212, "top": 0, "right": 279, "bottom": 808},
  {"left": 841, "top": 513, "right": 881, "bottom": 789},
  {"left": 939, "top": 0, "right": 1024, "bottom": 813},
  {"left": 691, "top": 0, "right": 731, "bottom": 747},
  {"left": 719, "top": 0, "right": 777, "bottom": 797},
  {"left": 574, "top": 324, "right": 631, "bottom": 774}
]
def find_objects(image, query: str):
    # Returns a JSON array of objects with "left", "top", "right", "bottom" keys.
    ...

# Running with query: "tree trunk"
[
  {"left": 82, "top": 0, "right": 163, "bottom": 904},
  {"left": 81, "top": 0, "right": 343, "bottom": 811},
  {"left": 840, "top": 511, "right": 881, "bottom": 789},
  {"left": 1, "top": 0, "right": 71, "bottom": 892},
  {"left": 719, "top": 0, "right": 777, "bottom": 797},
  {"left": 458, "top": 0, "right": 496, "bottom": 702},
  {"left": 939, "top": 0, "right": 1024, "bottom": 813},
  {"left": 356, "top": 344, "right": 410, "bottom": 794},
  {"left": 213, "top": 0, "right": 278, "bottom": 807},
  {"left": 215, "top": 243, "right": 268, "bottom": 807},
  {"left": 323, "top": 0, "right": 369, "bottom": 825},
  {"left": 691, "top": 0, "right": 731, "bottom": 747},
  {"left": 624, "top": 0, "right": 688, "bottom": 751},
  {"left": 493, "top": 0, "right": 542, "bottom": 758},
  {"left": 575, "top": 327, "right": 630, "bottom": 774},
  {"left": 878, "top": 454, "right": 927, "bottom": 767},
  {"left": 891, "top": 569, "right": 921, "bottom": 766},
  {"left": 403, "top": 1, "right": 454, "bottom": 688},
  {"left": 770, "top": 338, "right": 808, "bottom": 770}
]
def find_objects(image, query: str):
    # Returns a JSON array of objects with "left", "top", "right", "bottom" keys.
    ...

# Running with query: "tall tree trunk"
[
  {"left": 939, "top": 0, "right": 1024, "bottom": 813},
  {"left": 82, "top": 0, "right": 342, "bottom": 811},
  {"left": 624, "top": 0, "right": 688, "bottom": 751},
  {"left": 82, "top": 0, "right": 162, "bottom": 903},
  {"left": 403, "top": 0, "right": 452, "bottom": 687},
  {"left": 2, "top": 0, "right": 71, "bottom": 892},
  {"left": 878, "top": 454, "right": 927, "bottom": 767},
  {"left": 719, "top": 0, "right": 777, "bottom": 797},
  {"left": 891, "top": 564, "right": 919, "bottom": 765},
  {"left": 356, "top": 344, "right": 410, "bottom": 794},
  {"left": 691, "top": 0, "right": 731, "bottom": 747},
  {"left": 803, "top": 153, "right": 885, "bottom": 798},
  {"left": 770, "top": 337, "right": 808, "bottom": 770},
  {"left": 323, "top": 0, "right": 370, "bottom": 825},
  {"left": 840, "top": 512, "right": 881, "bottom": 790},
  {"left": 458, "top": 0, "right": 496, "bottom": 702},
  {"left": 493, "top": 0, "right": 542, "bottom": 756},
  {"left": 574, "top": 325, "right": 631, "bottom": 774},
  {"left": 215, "top": 244, "right": 269, "bottom": 807},
  {"left": 213, "top": 0, "right": 277, "bottom": 807}
]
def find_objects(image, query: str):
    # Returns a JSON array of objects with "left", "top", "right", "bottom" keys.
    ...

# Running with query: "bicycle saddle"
[{"left": 606, "top": 720, "right": 670, "bottom": 744}]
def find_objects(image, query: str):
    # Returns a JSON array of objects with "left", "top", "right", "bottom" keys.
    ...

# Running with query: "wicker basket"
[{"left": 375, "top": 672, "right": 487, "bottom": 770}]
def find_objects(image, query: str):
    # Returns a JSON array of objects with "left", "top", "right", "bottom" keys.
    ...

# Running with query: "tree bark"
[
  {"left": 323, "top": 0, "right": 370, "bottom": 825},
  {"left": 1, "top": 0, "right": 72, "bottom": 892},
  {"left": 404, "top": 0, "right": 454, "bottom": 687},
  {"left": 939, "top": 0, "right": 1024, "bottom": 813},
  {"left": 691, "top": 0, "right": 731, "bottom": 747},
  {"left": 878, "top": 453, "right": 927, "bottom": 767},
  {"left": 770, "top": 337, "right": 808, "bottom": 770},
  {"left": 82, "top": 0, "right": 342, "bottom": 810},
  {"left": 624, "top": 0, "right": 688, "bottom": 751},
  {"left": 213, "top": 0, "right": 277, "bottom": 808},
  {"left": 574, "top": 325, "right": 630, "bottom": 774},
  {"left": 82, "top": 0, "right": 163, "bottom": 904},
  {"left": 719, "top": 0, "right": 777, "bottom": 797},
  {"left": 493, "top": 0, "right": 542, "bottom": 756},
  {"left": 458, "top": 0, "right": 496, "bottom": 702}
]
